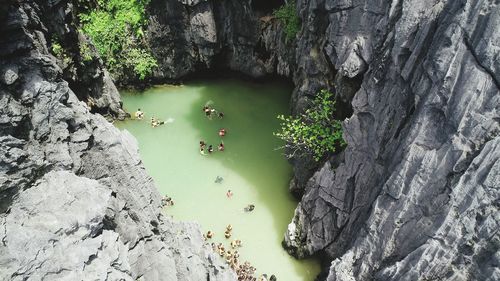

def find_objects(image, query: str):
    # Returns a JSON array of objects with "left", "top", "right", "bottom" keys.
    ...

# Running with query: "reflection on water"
[{"left": 116, "top": 79, "right": 320, "bottom": 280}]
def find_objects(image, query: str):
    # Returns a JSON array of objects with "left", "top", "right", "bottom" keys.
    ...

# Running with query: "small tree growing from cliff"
[
  {"left": 274, "top": 89, "right": 345, "bottom": 161},
  {"left": 273, "top": 1, "right": 301, "bottom": 41}
]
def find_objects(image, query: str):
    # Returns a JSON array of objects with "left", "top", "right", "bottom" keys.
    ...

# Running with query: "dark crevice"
[
  {"left": 462, "top": 33, "right": 500, "bottom": 91},
  {"left": 251, "top": 0, "right": 285, "bottom": 16}
]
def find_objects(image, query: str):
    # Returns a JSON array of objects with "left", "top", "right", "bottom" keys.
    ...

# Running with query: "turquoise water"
[{"left": 116, "top": 79, "right": 320, "bottom": 280}]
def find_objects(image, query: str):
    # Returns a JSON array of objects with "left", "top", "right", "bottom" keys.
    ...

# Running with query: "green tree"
[
  {"left": 274, "top": 89, "right": 345, "bottom": 161},
  {"left": 79, "top": 0, "right": 156, "bottom": 80},
  {"left": 273, "top": 1, "right": 301, "bottom": 41}
]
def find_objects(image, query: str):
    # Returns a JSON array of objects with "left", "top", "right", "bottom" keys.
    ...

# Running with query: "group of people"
[
  {"left": 161, "top": 195, "right": 174, "bottom": 207},
  {"left": 134, "top": 108, "right": 166, "bottom": 128},
  {"left": 203, "top": 225, "right": 276, "bottom": 280},
  {"left": 200, "top": 137, "right": 225, "bottom": 154},
  {"left": 200, "top": 103, "right": 227, "bottom": 155},
  {"left": 203, "top": 105, "right": 224, "bottom": 119}
]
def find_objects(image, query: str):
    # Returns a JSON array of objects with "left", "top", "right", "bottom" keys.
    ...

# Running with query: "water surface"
[{"left": 116, "top": 79, "right": 320, "bottom": 280}]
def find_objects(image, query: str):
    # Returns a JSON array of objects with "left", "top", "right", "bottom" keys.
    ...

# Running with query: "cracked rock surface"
[
  {"left": 0, "top": 1, "right": 234, "bottom": 280},
  {"left": 282, "top": 0, "right": 500, "bottom": 280}
]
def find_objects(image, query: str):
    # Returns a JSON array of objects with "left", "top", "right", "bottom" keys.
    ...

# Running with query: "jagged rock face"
[
  {"left": 283, "top": 0, "right": 500, "bottom": 280},
  {"left": 146, "top": 0, "right": 296, "bottom": 80},
  {"left": 0, "top": 2, "right": 234, "bottom": 280},
  {"left": 34, "top": 0, "right": 126, "bottom": 119}
]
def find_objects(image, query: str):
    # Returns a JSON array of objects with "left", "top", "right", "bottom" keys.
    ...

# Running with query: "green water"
[{"left": 116, "top": 79, "right": 320, "bottom": 280}]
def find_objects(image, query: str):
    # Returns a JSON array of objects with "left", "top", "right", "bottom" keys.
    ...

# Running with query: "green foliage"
[
  {"left": 273, "top": 1, "right": 301, "bottom": 41},
  {"left": 274, "top": 89, "right": 345, "bottom": 161},
  {"left": 51, "top": 39, "right": 72, "bottom": 65},
  {"left": 79, "top": 39, "right": 94, "bottom": 62},
  {"left": 125, "top": 48, "right": 158, "bottom": 80},
  {"left": 79, "top": 0, "right": 156, "bottom": 79},
  {"left": 51, "top": 41, "right": 63, "bottom": 56}
]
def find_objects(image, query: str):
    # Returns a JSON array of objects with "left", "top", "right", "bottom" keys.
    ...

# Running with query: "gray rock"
[
  {"left": 2, "top": 66, "right": 19, "bottom": 85},
  {"left": 283, "top": 0, "right": 500, "bottom": 280},
  {"left": 0, "top": 1, "right": 235, "bottom": 280}
]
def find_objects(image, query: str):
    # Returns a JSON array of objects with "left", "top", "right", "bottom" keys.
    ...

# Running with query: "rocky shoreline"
[{"left": 1, "top": 0, "right": 499, "bottom": 280}]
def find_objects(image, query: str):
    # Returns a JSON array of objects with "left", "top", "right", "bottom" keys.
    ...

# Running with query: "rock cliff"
[
  {"left": 143, "top": 0, "right": 499, "bottom": 280},
  {"left": 0, "top": 1, "right": 234, "bottom": 280},
  {"left": 284, "top": 1, "right": 500, "bottom": 280},
  {"left": 1, "top": 0, "right": 499, "bottom": 280}
]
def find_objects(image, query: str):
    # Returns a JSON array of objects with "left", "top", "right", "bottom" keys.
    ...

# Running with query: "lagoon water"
[{"left": 116, "top": 79, "right": 320, "bottom": 280}]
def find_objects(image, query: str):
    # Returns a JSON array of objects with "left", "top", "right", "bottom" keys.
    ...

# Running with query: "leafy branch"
[{"left": 274, "top": 89, "right": 346, "bottom": 161}]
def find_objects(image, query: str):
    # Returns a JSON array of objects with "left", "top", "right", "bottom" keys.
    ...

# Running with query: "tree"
[{"left": 274, "top": 89, "right": 345, "bottom": 161}]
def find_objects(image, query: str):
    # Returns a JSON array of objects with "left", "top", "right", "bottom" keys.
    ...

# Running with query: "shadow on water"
[{"left": 183, "top": 78, "right": 319, "bottom": 277}]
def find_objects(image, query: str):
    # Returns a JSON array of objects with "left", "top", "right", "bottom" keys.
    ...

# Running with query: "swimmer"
[
  {"left": 208, "top": 145, "right": 214, "bottom": 153},
  {"left": 218, "top": 112, "right": 224, "bottom": 119},
  {"left": 215, "top": 176, "right": 224, "bottom": 183},
  {"left": 231, "top": 240, "right": 237, "bottom": 249},
  {"left": 135, "top": 108, "right": 144, "bottom": 119},
  {"left": 204, "top": 106, "right": 212, "bottom": 118},
  {"left": 206, "top": 230, "right": 213, "bottom": 239},
  {"left": 199, "top": 140, "right": 206, "bottom": 149},
  {"left": 218, "top": 128, "right": 226, "bottom": 137},
  {"left": 270, "top": 275, "right": 277, "bottom": 281},
  {"left": 151, "top": 117, "right": 165, "bottom": 127},
  {"left": 218, "top": 142, "right": 225, "bottom": 151},
  {"left": 226, "top": 224, "right": 232, "bottom": 232},
  {"left": 244, "top": 204, "right": 255, "bottom": 212},
  {"left": 226, "top": 189, "right": 233, "bottom": 198},
  {"left": 235, "top": 239, "right": 242, "bottom": 247},
  {"left": 224, "top": 231, "right": 231, "bottom": 239}
]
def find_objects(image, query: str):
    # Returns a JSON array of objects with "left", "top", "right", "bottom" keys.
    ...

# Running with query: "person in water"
[
  {"left": 226, "top": 189, "right": 233, "bottom": 198},
  {"left": 204, "top": 106, "right": 212, "bottom": 118},
  {"left": 151, "top": 117, "right": 165, "bottom": 127},
  {"left": 218, "top": 128, "right": 226, "bottom": 137},
  {"left": 199, "top": 140, "right": 206, "bottom": 149},
  {"left": 206, "top": 230, "right": 213, "bottom": 239},
  {"left": 215, "top": 176, "right": 224, "bottom": 183},
  {"left": 218, "top": 112, "right": 224, "bottom": 119},
  {"left": 218, "top": 142, "right": 225, "bottom": 151},
  {"left": 244, "top": 204, "right": 255, "bottom": 212},
  {"left": 208, "top": 145, "right": 214, "bottom": 153},
  {"left": 135, "top": 108, "right": 144, "bottom": 119}
]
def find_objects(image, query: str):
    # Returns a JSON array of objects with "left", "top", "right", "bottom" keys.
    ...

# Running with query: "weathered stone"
[{"left": 0, "top": 1, "right": 235, "bottom": 280}]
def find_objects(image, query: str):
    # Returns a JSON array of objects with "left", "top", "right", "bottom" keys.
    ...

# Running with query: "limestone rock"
[
  {"left": 283, "top": 1, "right": 500, "bottom": 280},
  {"left": 0, "top": 1, "right": 235, "bottom": 280}
]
